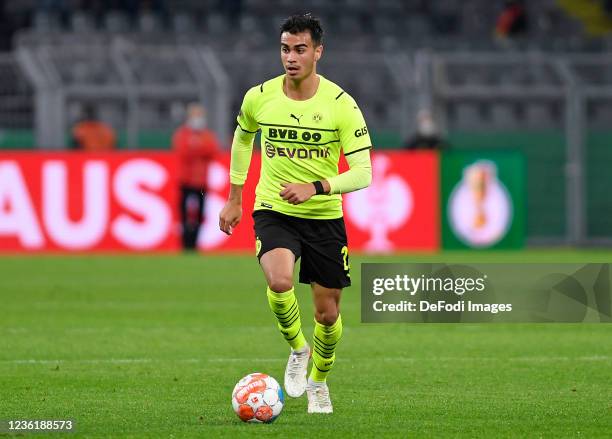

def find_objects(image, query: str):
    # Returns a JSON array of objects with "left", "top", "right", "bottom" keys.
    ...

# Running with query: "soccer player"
[{"left": 219, "top": 13, "right": 372, "bottom": 414}]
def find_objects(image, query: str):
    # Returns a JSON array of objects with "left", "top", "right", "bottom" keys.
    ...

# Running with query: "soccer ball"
[{"left": 232, "top": 372, "right": 284, "bottom": 423}]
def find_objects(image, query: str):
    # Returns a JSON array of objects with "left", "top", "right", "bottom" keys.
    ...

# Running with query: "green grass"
[{"left": 1, "top": 250, "right": 611, "bottom": 438}]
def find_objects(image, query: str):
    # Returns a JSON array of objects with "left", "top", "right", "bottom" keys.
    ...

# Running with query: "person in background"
[
  {"left": 495, "top": 0, "right": 528, "bottom": 39},
  {"left": 403, "top": 109, "right": 448, "bottom": 150},
  {"left": 173, "top": 102, "right": 221, "bottom": 251},
  {"left": 72, "top": 104, "right": 116, "bottom": 152}
]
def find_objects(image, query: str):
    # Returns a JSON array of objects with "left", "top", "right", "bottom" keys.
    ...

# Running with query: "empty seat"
[
  {"left": 490, "top": 103, "right": 519, "bottom": 129},
  {"left": 453, "top": 103, "right": 484, "bottom": 130},
  {"left": 98, "top": 102, "right": 126, "bottom": 129},
  {"left": 589, "top": 102, "right": 612, "bottom": 130},
  {"left": 33, "top": 11, "right": 60, "bottom": 33},
  {"left": 206, "top": 13, "right": 228, "bottom": 35},
  {"left": 525, "top": 103, "right": 557, "bottom": 129},
  {"left": 71, "top": 12, "right": 95, "bottom": 33},
  {"left": 105, "top": 11, "right": 130, "bottom": 33},
  {"left": 173, "top": 12, "right": 196, "bottom": 34},
  {"left": 138, "top": 12, "right": 161, "bottom": 33}
]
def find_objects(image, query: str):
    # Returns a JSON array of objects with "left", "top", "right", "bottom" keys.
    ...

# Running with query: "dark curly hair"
[{"left": 280, "top": 13, "right": 324, "bottom": 46}]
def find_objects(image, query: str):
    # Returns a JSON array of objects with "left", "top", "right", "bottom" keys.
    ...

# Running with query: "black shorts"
[{"left": 253, "top": 210, "right": 351, "bottom": 289}]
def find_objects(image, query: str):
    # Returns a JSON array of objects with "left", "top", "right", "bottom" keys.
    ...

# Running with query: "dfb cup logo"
[
  {"left": 448, "top": 160, "right": 512, "bottom": 247},
  {"left": 345, "top": 154, "right": 413, "bottom": 252}
]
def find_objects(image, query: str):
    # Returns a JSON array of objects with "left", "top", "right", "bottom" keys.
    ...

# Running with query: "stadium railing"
[
  {"left": 7, "top": 37, "right": 612, "bottom": 246},
  {"left": 16, "top": 38, "right": 230, "bottom": 149},
  {"left": 428, "top": 51, "right": 612, "bottom": 247}
]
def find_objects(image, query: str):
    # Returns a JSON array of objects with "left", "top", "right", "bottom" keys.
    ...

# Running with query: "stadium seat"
[
  {"left": 70, "top": 11, "right": 94, "bottom": 33},
  {"left": 172, "top": 12, "right": 196, "bottom": 34},
  {"left": 490, "top": 102, "right": 520, "bottom": 129},
  {"left": 453, "top": 103, "right": 486, "bottom": 130},
  {"left": 589, "top": 101, "right": 612, "bottom": 129},
  {"left": 104, "top": 11, "right": 130, "bottom": 33},
  {"left": 525, "top": 103, "right": 558, "bottom": 130},
  {"left": 138, "top": 11, "right": 161, "bottom": 33},
  {"left": 33, "top": 11, "right": 59, "bottom": 33}
]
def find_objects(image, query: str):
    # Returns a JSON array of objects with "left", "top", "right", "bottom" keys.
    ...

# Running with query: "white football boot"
[
  {"left": 306, "top": 377, "right": 333, "bottom": 413},
  {"left": 284, "top": 344, "right": 310, "bottom": 397}
]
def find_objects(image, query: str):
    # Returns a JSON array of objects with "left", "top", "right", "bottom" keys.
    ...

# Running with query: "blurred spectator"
[
  {"left": 404, "top": 109, "right": 448, "bottom": 150},
  {"left": 72, "top": 105, "right": 116, "bottom": 152},
  {"left": 495, "top": 0, "right": 528, "bottom": 38},
  {"left": 173, "top": 103, "right": 220, "bottom": 251}
]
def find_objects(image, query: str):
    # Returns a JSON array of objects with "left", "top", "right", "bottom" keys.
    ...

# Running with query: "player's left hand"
[{"left": 279, "top": 182, "right": 316, "bottom": 205}]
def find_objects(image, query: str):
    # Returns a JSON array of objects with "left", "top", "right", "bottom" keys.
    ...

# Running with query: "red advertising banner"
[
  {"left": 199, "top": 152, "right": 260, "bottom": 252},
  {"left": 204, "top": 150, "right": 439, "bottom": 253},
  {"left": 0, "top": 151, "right": 438, "bottom": 253},
  {"left": 342, "top": 151, "right": 439, "bottom": 252},
  {"left": 0, "top": 152, "right": 178, "bottom": 252}
]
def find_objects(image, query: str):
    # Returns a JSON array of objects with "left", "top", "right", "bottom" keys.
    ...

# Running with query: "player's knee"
[
  {"left": 268, "top": 276, "right": 293, "bottom": 294},
  {"left": 315, "top": 309, "right": 339, "bottom": 326}
]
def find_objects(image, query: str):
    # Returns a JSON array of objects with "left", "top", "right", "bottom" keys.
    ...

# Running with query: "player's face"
[{"left": 280, "top": 31, "right": 322, "bottom": 81}]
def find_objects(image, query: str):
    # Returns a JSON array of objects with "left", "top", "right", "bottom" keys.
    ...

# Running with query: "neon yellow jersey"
[{"left": 237, "top": 74, "right": 372, "bottom": 219}]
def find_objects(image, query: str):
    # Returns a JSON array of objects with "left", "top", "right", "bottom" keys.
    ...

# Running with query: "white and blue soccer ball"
[{"left": 232, "top": 373, "right": 284, "bottom": 423}]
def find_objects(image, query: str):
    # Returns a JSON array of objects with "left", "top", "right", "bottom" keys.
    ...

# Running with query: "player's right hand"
[{"left": 219, "top": 201, "right": 242, "bottom": 235}]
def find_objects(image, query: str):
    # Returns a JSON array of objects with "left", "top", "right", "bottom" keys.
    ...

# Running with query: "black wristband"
[{"left": 312, "top": 180, "right": 325, "bottom": 195}]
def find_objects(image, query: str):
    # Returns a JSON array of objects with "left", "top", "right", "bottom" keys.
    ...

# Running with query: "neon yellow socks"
[
  {"left": 268, "top": 287, "right": 343, "bottom": 382},
  {"left": 267, "top": 287, "right": 307, "bottom": 350},
  {"left": 310, "top": 314, "right": 343, "bottom": 382}
]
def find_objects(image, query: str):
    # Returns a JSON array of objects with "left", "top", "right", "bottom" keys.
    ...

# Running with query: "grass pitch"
[{"left": 1, "top": 250, "right": 611, "bottom": 438}]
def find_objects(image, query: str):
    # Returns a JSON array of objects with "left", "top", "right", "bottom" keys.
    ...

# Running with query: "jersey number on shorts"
[
  {"left": 341, "top": 245, "right": 350, "bottom": 276},
  {"left": 255, "top": 237, "right": 262, "bottom": 257}
]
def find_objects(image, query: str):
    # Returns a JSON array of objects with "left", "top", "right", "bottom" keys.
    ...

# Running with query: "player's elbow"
[
  {"left": 365, "top": 167, "right": 372, "bottom": 187},
  {"left": 360, "top": 166, "right": 372, "bottom": 189}
]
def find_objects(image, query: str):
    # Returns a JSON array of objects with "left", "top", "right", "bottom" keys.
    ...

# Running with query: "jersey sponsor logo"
[
  {"left": 354, "top": 126, "right": 368, "bottom": 137},
  {"left": 290, "top": 113, "right": 303, "bottom": 124},
  {"left": 265, "top": 141, "right": 330, "bottom": 159},
  {"left": 265, "top": 142, "right": 275, "bottom": 157},
  {"left": 268, "top": 128, "right": 323, "bottom": 142}
]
